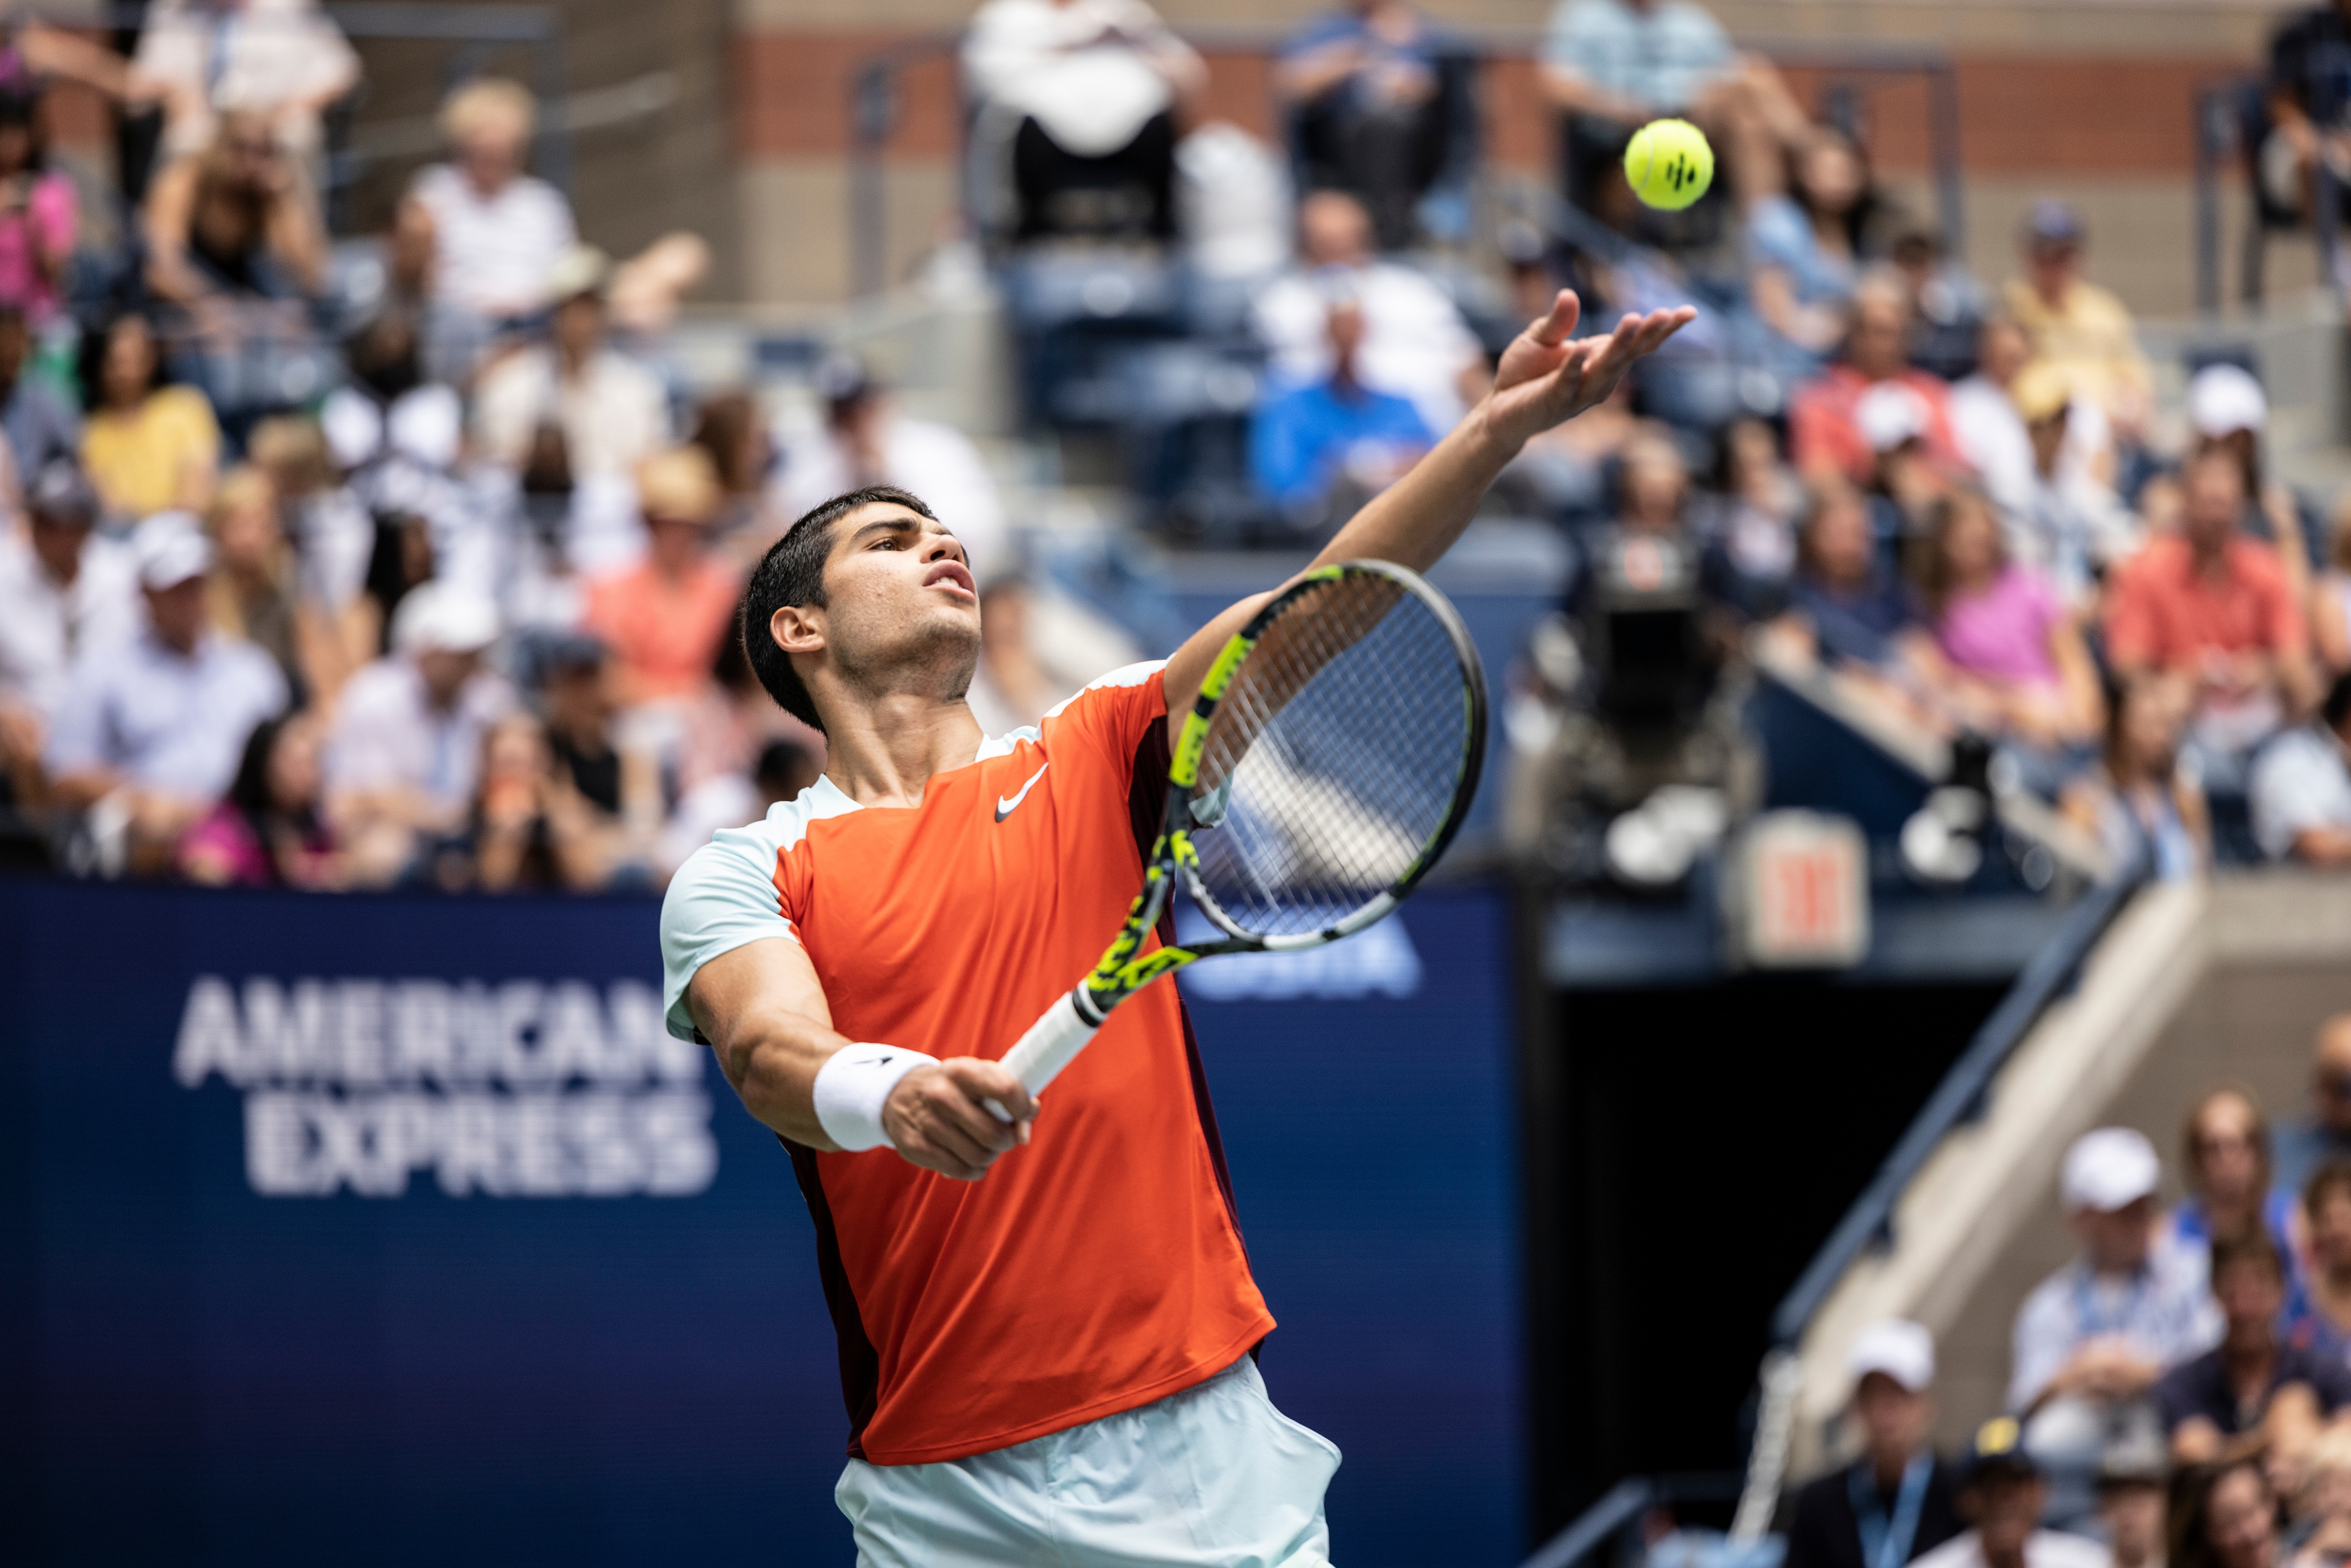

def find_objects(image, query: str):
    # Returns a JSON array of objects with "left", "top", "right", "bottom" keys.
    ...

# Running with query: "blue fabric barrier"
[{"left": 0, "top": 877, "right": 1520, "bottom": 1566}]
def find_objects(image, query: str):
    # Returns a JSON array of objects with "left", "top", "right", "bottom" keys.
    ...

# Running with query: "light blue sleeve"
[
  {"left": 658, "top": 835, "right": 799, "bottom": 1041},
  {"left": 1539, "top": 0, "right": 1601, "bottom": 75},
  {"left": 2250, "top": 730, "right": 2343, "bottom": 861}
]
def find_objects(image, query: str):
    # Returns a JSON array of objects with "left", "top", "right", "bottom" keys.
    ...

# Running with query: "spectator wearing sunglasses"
[{"left": 2274, "top": 1016, "right": 2351, "bottom": 1196}]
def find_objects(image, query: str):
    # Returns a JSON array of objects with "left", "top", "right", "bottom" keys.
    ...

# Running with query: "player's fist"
[{"left": 882, "top": 1059, "right": 1038, "bottom": 1181}]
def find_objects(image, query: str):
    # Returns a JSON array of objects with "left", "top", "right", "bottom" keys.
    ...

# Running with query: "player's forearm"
[
  {"left": 1310, "top": 401, "right": 1516, "bottom": 578},
  {"left": 709, "top": 1012, "right": 851, "bottom": 1151}
]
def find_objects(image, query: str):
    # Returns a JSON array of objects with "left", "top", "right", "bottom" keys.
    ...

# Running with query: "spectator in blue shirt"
[
  {"left": 1781, "top": 480, "right": 1919, "bottom": 671},
  {"left": 1251, "top": 295, "right": 1433, "bottom": 531},
  {"left": 1277, "top": 2, "right": 1454, "bottom": 249}
]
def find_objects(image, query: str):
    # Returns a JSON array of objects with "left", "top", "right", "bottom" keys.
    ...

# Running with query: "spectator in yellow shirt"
[
  {"left": 2001, "top": 201, "right": 2151, "bottom": 443},
  {"left": 79, "top": 312, "right": 220, "bottom": 522}
]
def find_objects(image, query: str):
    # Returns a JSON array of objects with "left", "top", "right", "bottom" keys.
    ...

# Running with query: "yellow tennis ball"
[{"left": 1625, "top": 118, "right": 1715, "bottom": 212}]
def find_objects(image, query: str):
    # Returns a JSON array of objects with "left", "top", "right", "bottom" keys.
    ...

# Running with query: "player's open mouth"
[{"left": 924, "top": 562, "right": 978, "bottom": 599}]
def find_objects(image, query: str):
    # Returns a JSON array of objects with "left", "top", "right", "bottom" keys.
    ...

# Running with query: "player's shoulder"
[
  {"left": 699, "top": 777, "right": 864, "bottom": 871},
  {"left": 1042, "top": 658, "right": 1165, "bottom": 720}
]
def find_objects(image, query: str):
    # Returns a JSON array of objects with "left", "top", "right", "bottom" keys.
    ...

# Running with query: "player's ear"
[{"left": 771, "top": 602, "right": 826, "bottom": 657}]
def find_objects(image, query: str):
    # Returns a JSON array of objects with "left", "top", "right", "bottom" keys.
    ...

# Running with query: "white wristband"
[{"left": 812, "top": 1045, "right": 930, "bottom": 1152}]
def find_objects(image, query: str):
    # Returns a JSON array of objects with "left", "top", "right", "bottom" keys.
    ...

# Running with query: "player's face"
[{"left": 812, "top": 502, "right": 979, "bottom": 686}]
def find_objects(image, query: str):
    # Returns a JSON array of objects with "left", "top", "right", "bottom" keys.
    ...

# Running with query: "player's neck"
[{"left": 820, "top": 692, "right": 985, "bottom": 809}]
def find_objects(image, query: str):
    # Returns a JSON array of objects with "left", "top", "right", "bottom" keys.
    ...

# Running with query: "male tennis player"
[{"left": 659, "top": 292, "right": 1692, "bottom": 1566}]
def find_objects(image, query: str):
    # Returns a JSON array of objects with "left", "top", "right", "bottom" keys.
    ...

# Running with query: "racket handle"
[{"left": 981, "top": 990, "right": 1099, "bottom": 1121}]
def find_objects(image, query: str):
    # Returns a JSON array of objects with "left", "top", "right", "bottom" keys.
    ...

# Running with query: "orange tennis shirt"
[{"left": 658, "top": 661, "right": 1273, "bottom": 1465}]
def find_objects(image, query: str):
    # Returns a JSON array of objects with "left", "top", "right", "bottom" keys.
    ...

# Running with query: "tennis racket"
[{"left": 987, "top": 559, "right": 1487, "bottom": 1114}]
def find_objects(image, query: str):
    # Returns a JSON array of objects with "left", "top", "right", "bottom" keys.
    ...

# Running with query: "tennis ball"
[{"left": 1624, "top": 118, "right": 1715, "bottom": 212}]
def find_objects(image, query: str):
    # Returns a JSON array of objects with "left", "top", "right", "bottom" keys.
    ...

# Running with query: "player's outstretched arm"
[
  {"left": 1163, "top": 291, "right": 1694, "bottom": 721},
  {"left": 687, "top": 938, "right": 1038, "bottom": 1181}
]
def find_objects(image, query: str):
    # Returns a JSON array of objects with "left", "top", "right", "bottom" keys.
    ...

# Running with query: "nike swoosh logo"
[{"left": 995, "top": 763, "right": 1049, "bottom": 823}]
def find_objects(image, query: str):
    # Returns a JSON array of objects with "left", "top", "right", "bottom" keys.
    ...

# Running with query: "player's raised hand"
[
  {"left": 882, "top": 1059, "right": 1038, "bottom": 1181},
  {"left": 1483, "top": 292, "right": 1696, "bottom": 451}
]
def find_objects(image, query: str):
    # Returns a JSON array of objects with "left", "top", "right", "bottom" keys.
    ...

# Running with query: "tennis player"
[{"left": 659, "top": 292, "right": 1692, "bottom": 1566}]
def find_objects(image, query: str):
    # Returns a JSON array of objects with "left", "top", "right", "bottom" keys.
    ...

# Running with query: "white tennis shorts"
[{"left": 835, "top": 1354, "right": 1342, "bottom": 1567}]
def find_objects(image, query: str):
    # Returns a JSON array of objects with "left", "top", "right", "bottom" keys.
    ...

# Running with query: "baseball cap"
[
  {"left": 391, "top": 581, "right": 502, "bottom": 656},
  {"left": 133, "top": 511, "right": 212, "bottom": 589},
  {"left": 2011, "top": 362, "right": 2074, "bottom": 425},
  {"left": 545, "top": 243, "right": 611, "bottom": 303},
  {"left": 2025, "top": 199, "right": 2085, "bottom": 248},
  {"left": 1848, "top": 1319, "right": 1935, "bottom": 1393},
  {"left": 636, "top": 445, "right": 723, "bottom": 525},
  {"left": 27, "top": 458, "right": 96, "bottom": 524},
  {"left": 2188, "top": 363, "right": 2267, "bottom": 439},
  {"left": 1962, "top": 1416, "right": 2040, "bottom": 1483},
  {"left": 1855, "top": 382, "right": 1932, "bottom": 453},
  {"left": 2062, "top": 1127, "right": 2161, "bottom": 1213},
  {"left": 814, "top": 350, "right": 876, "bottom": 407}
]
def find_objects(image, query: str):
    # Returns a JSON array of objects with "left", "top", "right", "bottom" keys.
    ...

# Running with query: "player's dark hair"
[{"left": 738, "top": 485, "right": 936, "bottom": 733}]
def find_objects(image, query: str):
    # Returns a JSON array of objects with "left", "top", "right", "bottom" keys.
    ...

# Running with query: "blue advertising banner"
[{"left": 0, "top": 877, "right": 1519, "bottom": 1566}]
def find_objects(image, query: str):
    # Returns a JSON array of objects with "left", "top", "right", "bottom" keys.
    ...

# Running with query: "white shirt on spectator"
[
  {"left": 1911, "top": 1530, "right": 2111, "bottom": 1568},
  {"left": 44, "top": 628, "right": 287, "bottom": 800},
  {"left": 2250, "top": 723, "right": 2351, "bottom": 861},
  {"left": 132, "top": 0, "right": 360, "bottom": 158},
  {"left": 0, "top": 531, "right": 139, "bottom": 718},
  {"left": 964, "top": 0, "right": 1179, "bottom": 156},
  {"left": 473, "top": 346, "right": 668, "bottom": 483},
  {"left": 2007, "top": 1244, "right": 2221, "bottom": 1414},
  {"left": 1252, "top": 263, "right": 1483, "bottom": 434},
  {"left": 777, "top": 418, "right": 1009, "bottom": 583},
  {"left": 1949, "top": 378, "right": 2110, "bottom": 524},
  {"left": 1541, "top": 0, "right": 1735, "bottom": 116},
  {"left": 325, "top": 654, "right": 514, "bottom": 820},
  {"left": 408, "top": 164, "right": 578, "bottom": 319}
]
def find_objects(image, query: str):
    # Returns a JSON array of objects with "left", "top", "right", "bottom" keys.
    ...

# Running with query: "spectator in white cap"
[
  {"left": 1784, "top": 1320, "right": 1965, "bottom": 1568},
  {"left": 43, "top": 511, "right": 287, "bottom": 871},
  {"left": 2009, "top": 1126, "right": 2219, "bottom": 1526},
  {"left": 324, "top": 578, "right": 514, "bottom": 883},
  {"left": 2187, "top": 363, "right": 2317, "bottom": 603}
]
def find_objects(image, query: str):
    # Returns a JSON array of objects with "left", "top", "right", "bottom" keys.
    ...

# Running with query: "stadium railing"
[{"left": 1515, "top": 844, "right": 2151, "bottom": 1568}]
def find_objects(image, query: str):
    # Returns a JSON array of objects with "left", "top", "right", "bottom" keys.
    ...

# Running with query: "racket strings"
[{"left": 1186, "top": 574, "right": 1472, "bottom": 937}]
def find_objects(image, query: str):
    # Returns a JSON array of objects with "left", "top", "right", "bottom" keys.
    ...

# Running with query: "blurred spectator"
[
  {"left": 1951, "top": 319, "right": 2117, "bottom": 545},
  {"left": 962, "top": 0, "right": 1204, "bottom": 244},
  {"left": 2250, "top": 670, "right": 2351, "bottom": 865},
  {"left": 252, "top": 411, "right": 372, "bottom": 690},
  {"left": 1910, "top": 486, "right": 2103, "bottom": 755},
  {"left": 690, "top": 390, "right": 785, "bottom": 559},
  {"left": 1175, "top": 121, "right": 1295, "bottom": 282},
  {"left": 2093, "top": 1438, "right": 2169, "bottom": 1568},
  {"left": 2062, "top": 679, "right": 2211, "bottom": 881},
  {"left": 79, "top": 313, "right": 220, "bottom": 522},
  {"left": 1782, "top": 480, "right": 1920, "bottom": 672},
  {"left": 1250, "top": 295, "right": 1433, "bottom": 527},
  {"left": 0, "top": 82, "right": 75, "bottom": 324},
  {"left": 2012, "top": 1128, "right": 2218, "bottom": 1522},
  {"left": 2107, "top": 447, "right": 2316, "bottom": 792},
  {"left": 143, "top": 110, "right": 328, "bottom": 313},
  {"left": 2001, "top": 202, "right": 2151, "bottom": 441},
  {"left": 2172, "top": 1461, "right": 2280, "bottom": 1568},
  {"left": 1695, "top": 415, "right": 1802, "bottom": 617},
  {"left": 399, "top": 78, "right": 577, "bottom": 324},
  {"left": 324, "top": 581, "right": 513, "bottom": 883},
  {"left": 1893, "top": 220, "right": 1991, "bottom": 385},
  {"left": 1277, "top": 2, "right": 1454, "bottom": 250},
  {"left": 2190, "top": 365, "right": 2316, "bottom": 600},
  {"left": 969, "top": 578, "right": 1067, "bottom": 735},
  {"left": 0, "top": 461, "right": 136, "bottom": 730},
  {"left": 129, "top": 0, "right": 359, "bottom": 163},
  {"left": 2302, "top": 1161, "right": 2351, "bottom": 1344},
  {"left": 2277, "top": 1019, "right": 2351, "bottom": 1197},
  {"left": 2261, "top": 0, "right": 2351, "bottom": 252},
  {"left": 2313, "top": 498, "right": 2351, "bottom": 678},
  {"left": 2171, "top": 1088, "right": 2301, "bottom": 1266},
  {"left": 777, "top": 355, "right": 1008, "bottom": 580},
  {"left": 0, "top": 303, "right": 78, "bottom": 480},
  {"left": 1791, "top": 272, "right": 1962, "bottom": 490},
  {"left": 470, "top": 712, "right": 607, "bottom": 893},
  {"left": 1252, "top": 190, "right": 1485, "bottom": 433},
  {"left": 203, "top": 462, "right": 309, "bottom": 701},
  {"left": 1907, "top": 1419, "right": 2109, "bottom": 1568},
  {"left": 176, "top": 711, "right": 338, "bottom": 888},
  {"left": 1995, "top": 363, "right": 2133, "bottom": 607},
  {"left": 1782, "top": 1320, "right": 1964, "bottom": 1568},
  {"left": 1538, "top": 0, "right": 1807, "bottom": 208},
  {"left": 2155, "top": 1232, "right": 2351, "bottom": 1473},
  {"left": 1750, "top": 129, "right": 1876, "bottom": 368},
  {"left": 474, "top": 245, "right": 668, "bottom": 482},
  {"left": 45, "top": 513, "right": 288, "bottom": 871},
  {"left": 581, "top": 447, "right": 742, "bottom": 708},
  {"left": 2291, "top": 1427, "right": 2351, "bottom": 1568}
]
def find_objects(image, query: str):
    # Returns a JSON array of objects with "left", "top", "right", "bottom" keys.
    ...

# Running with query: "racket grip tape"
[{"left": 981, "top": 990, "right": 1099, "bottom": 1121}]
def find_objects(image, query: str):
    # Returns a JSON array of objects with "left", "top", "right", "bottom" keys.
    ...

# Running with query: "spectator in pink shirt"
[
  {"left": 1791, "top": 270, "right": 1960, "bottom": 490},
  {"left": 1912, "top": 485, "right": 2104, "bottom": 753},
  {"left": 0, "top": 84, "right": 76, "bottom": 323}
]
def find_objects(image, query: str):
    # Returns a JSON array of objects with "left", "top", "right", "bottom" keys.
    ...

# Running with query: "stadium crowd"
[
  {"left": 5, "top": 0, "right": 2351, "bottom": 892},
  {"left": 1782, "top": 1016, "right": 2351, "bottom": 1568}
]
